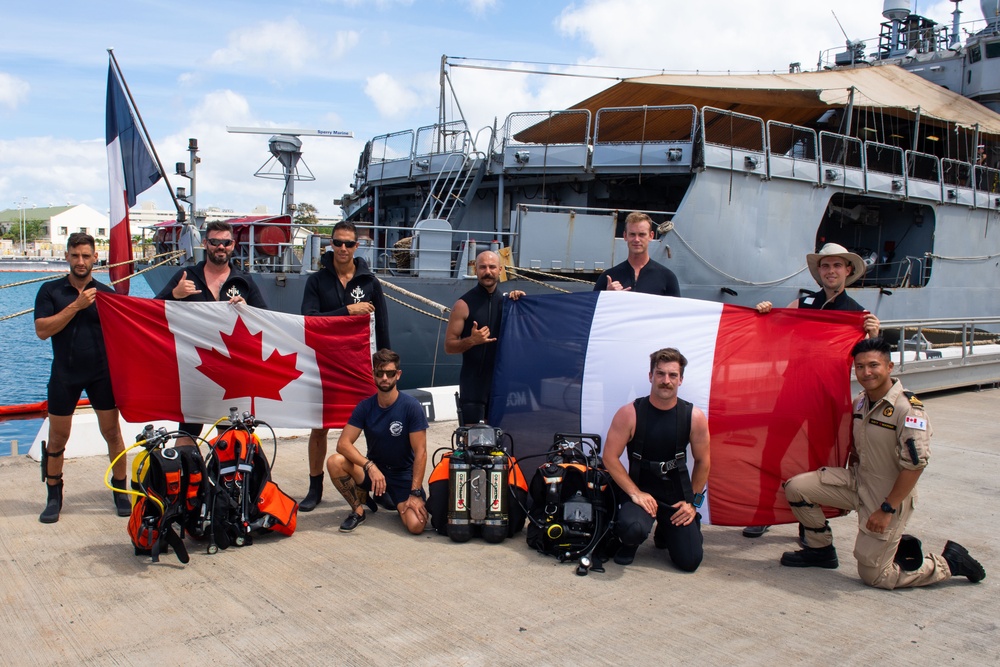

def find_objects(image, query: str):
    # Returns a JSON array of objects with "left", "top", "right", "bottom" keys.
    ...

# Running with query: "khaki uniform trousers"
[{"left": 783, "top": 466, "right": 950, "bottom": 589}]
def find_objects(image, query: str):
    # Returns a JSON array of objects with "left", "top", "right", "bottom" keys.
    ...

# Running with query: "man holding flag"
[{"left": 106, "top": 57, "right": 162, "bottom": 295}]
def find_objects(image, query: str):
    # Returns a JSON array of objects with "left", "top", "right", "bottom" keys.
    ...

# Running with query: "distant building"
[
  {"left": 0, "top": 205, "right": 110, "bottom": 256},
  {"left": 130, "top": 201, "right": 342, "bottom": 236}
]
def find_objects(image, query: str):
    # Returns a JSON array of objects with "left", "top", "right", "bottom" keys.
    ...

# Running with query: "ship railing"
[
  {"left": 413, "top": 121, "right": 474, "bottom": 177},
  {"left": 877, "top": 316, "right": 1000, "bottom": 392},
  {"left": 942, "top": 158, "right": 976, "bottom": 206},
  {"left": 700, "top": 107, "right": 766, "bottom": 174},
  {"left": 818, "top": 131, "right": 866, "bottom": 189},
  {"left": 766, "top": 121, "right": 819, "bottom": 183},
  {"left": 591, "top": 105, "right": 697, "bottom": 172},
  {"left": 362, "top": 223, "right": 516, "bottom": 279},
  {"left": 413, "top": 151, "right": 484, "bottom": 223},
  {"left": 864, "top": 141, "right": 906, "bottom": 196},
  {"left": 501, "top": 110, "right": 591, "bottom": 172}
]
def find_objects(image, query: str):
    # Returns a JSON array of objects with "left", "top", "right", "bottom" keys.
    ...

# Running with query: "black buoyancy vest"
[{"left": 626, "top": 397, "right": 694, "bottom": 504}]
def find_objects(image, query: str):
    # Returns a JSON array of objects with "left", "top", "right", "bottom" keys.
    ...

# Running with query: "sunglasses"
[
  {"left": 206, "top": 238, "right": 234, "bottom": 248},
  {"left": 373, "top": 369, "right": 399, "bottom": 378},
  {"left": 331, "top": 239, "right": 357, "bottom": 248}
]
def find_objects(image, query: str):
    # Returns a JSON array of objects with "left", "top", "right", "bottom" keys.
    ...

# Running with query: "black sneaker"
[
  {"left": 742, "top": 525, "right": 769, "bottom": 538},
  {"left": 339, "top": 510, "right": 366, "bottom": 533},
  {"left": 942, "top": 540, "right": 986, "bottom": 583},
  {"left": 780, "top": 545, "right": 839, "bottom": 569},
  {"left": 613, "top": 544, "right": 639, "bottom": 565}
]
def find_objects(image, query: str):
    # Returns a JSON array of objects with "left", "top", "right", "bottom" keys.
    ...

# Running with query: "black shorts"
[
  {"left": 47, "top": 369, "right": 116, "bottom": 416},
  {"left": 361, "top": 468, "right": 412, "bottom": 509}
]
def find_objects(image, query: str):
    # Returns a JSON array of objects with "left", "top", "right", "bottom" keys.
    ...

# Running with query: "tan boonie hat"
[{"left": 807, "top": 243, "right": 866, "bottom": 287}]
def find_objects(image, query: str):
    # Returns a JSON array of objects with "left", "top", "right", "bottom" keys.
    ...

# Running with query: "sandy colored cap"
[{"left": 807, "top": 243, "right": 866, "bottom": 286}]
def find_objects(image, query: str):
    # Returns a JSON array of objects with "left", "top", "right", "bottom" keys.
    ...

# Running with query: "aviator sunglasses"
[
  {"left": 331, "top": 239, "right": 358, "bottom": 248},
  {"left": 206, "top": 238, "right": 235, "bottom": 247}
]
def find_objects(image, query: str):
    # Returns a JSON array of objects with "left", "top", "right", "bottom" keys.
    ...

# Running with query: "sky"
[{"left": 0, "top": 0, "right": 973, "bottom": 220}]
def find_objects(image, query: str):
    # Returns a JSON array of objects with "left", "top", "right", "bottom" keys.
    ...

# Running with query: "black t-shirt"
[
  {"left": 34, "top": 276, "right": 114, "bottom": 381},
  {"left": 594, "top": 259, "right": 681, "bottom": 296},
  {"left": 797, "top": 289, "right": 864, "bottom": 311}
]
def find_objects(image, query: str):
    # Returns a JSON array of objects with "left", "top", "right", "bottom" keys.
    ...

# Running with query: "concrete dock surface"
[{"left": 0, "top": 387, "right": 997, "bottom": 666}]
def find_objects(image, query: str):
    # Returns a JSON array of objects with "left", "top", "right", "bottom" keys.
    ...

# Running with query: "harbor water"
[{"left": 0, "top": 270, "right": 153, "bottom": 456}]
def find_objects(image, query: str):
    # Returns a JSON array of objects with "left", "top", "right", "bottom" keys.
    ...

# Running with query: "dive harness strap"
[{"left": 627, "top": 397, "right": 694, "bottom": 503}]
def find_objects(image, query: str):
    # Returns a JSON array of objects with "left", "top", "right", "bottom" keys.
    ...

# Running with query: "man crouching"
[
  {"left": 780, "top": 338, "right": 985, "bottom": 587},
  {"left": 326, "top": 349, "right": 429, "bottom": 534}
]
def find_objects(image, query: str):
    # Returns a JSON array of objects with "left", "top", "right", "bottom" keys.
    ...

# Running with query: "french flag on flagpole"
[
  {"left": 106, "top": 62, "right": 161, "bottom": 295},
  {"left": 489, "top": 291, "right": 865, "bottom": 526},
  {"left": 96, "top": 293, "right": 376, "bottom": 428}
]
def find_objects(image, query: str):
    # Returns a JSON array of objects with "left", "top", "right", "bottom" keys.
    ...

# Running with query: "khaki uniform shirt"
[{"left": 852, "top": 378, "right": 931, "bottom": 517}]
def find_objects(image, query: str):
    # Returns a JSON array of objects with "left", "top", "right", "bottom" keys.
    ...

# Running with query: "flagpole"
[{"left": 107, "top": 48, "right": 186, "bottom": 222}]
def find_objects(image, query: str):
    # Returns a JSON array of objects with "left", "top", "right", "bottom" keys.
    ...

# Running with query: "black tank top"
[{"left": 627, "top": 398, "right": 692, "bottom": 505}]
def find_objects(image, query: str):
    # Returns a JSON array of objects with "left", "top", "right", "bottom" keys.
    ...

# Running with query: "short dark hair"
[
  {"left": 649, "top": 347, "right": 687, "bottom": 376},
  {"left": 333, "top": 220, "right": 357, "bottom": 238},
  {"left": 851, "top": 337, "right": 892, "bottom": 361},
  {"left": 67, "top": 232, "right": 95, "bottom": 251},
  {"left": 205, "top": 220, "right": 233, "bottom": 235},
  {"left": 372, "top": 348, "right": 400, "bottom": 370}
]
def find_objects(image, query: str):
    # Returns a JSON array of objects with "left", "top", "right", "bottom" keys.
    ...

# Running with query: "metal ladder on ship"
[{"left": 413, "top": 151, "right": 486, "bottom": 227}]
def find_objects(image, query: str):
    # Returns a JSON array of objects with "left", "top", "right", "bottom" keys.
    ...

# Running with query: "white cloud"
[
  {"left": 0, "top": 137, "right": 108, "bottom": 210},
  {"left": 208, "top": 18, "right": 360, "bottom": 74},
  {"left": 0, "top": 73, "right": 30, "bottom": 110},
  {"left": 463, "top": 0, "right": 497, "bottom": 14},
  {"left": 364, "top": 72, "right": 436, "bottom": 119}
]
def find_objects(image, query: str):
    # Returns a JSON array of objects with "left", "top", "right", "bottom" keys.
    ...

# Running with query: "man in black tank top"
[
  {"left": 602, "top": 348, "right": 711, "bottom": 571},
  {"left": 444, "top": 250, "right": 524, "bottom": 424}
]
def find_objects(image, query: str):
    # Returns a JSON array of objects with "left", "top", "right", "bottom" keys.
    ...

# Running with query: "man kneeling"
[
  {"left": 326, "top": 349, "right": 429, "bottom": 534},
  {"left": 602, "top": 348, "right": 711, "bottom": 571}
]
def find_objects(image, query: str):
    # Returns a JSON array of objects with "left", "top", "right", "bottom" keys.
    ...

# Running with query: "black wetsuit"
[
  {"left": 34, "top": 277, "right": 117, "bottom": 415},
  {"left": 616, "top": 397, "right": 703, "bottom": 572},
  {"left": 457, "top": 283, "right": 503, "bottom": 424},
  {"left": 594, "top": 259, "right": 681, "bottom": 296}
]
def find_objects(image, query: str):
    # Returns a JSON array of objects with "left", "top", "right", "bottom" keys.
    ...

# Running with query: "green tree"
[{"left": 294, "top": 202, "right": 319, "bottom": 227}]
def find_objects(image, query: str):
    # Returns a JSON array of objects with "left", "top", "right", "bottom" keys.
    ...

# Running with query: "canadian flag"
[
  {"left": 96, "top": 293, "right": 375, "bottom": 428},
  {"left": 490, "top": 292, "right": 866, "bottom": 526}
]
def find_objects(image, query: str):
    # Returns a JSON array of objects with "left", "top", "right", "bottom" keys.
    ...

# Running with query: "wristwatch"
[
  {"left": 409, "top": 488, "right": 426, "bottom": 500},
  {"left": 880, "top": 500, "right": 896, "bottom": 514},
  {"left": 692, "top": 492, "right": 705, "bottom": 508}
]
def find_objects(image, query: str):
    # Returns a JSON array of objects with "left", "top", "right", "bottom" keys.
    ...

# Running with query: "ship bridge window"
[
  {"left": 984, "top": 41, "right": 1000, "bottom": 59},
  {"left": 969, "top": 45, "right": 982, "bottom": 63}
]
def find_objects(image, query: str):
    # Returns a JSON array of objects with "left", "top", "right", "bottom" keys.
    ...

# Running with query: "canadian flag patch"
[{"left": 904, "top": 415, "right": 927, "bottom": 431}]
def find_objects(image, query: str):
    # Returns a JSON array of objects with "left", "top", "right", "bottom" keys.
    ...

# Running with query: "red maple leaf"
[{"left": 195, "top": 315, "right": 302, "bottom": 414}]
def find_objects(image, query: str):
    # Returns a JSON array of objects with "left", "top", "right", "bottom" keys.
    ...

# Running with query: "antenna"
[
  {"left": 226, "top": 126, "right": 353, "bottom": 215},
  {"left": 831, "top": 10, "right": 851, "bottom": 45}
]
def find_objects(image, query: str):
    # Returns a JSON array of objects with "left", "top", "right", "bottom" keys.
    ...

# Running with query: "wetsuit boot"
[
  {"left": 111, "top": 477, "right": 131, "bottom": 517},
  {"left": 299, "top": 473, "right": 324, "bottom": 512},
  {"left": 39, "top": 480, "right": 63, "bottom": 524}
]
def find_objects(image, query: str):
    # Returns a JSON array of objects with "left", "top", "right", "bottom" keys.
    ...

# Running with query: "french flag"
[
  {"left": 490, "top": 292, "right": 865, "bottom": 526},
  {"left": 106, "top": 62, "right": 161, "bottom": 295},
  {"left": 96, "top": 293, "right": 375, "bottom": 428}
]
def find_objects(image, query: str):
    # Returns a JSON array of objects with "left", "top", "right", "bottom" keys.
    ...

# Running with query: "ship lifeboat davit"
[{"left": 231, "top": 214, "right": 292, "bottom": 257}]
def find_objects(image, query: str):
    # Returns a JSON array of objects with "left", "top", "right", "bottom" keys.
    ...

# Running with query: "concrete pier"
[{"left": 0, "top": 387, "right": 996, "bottom": 665}]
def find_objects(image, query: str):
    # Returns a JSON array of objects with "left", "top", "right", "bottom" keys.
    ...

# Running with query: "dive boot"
[
  {"left": 942, "top": 541, "right": 986, "bottom": 583},
  {"left": 111, "top": 477, "right": 131, "bottom": 517},
  {"left": 39, "top": 481, "right": 63, "bottom": 524},
  {"left": 299, "top": 473, "right": 324, "bottom": 512},
  {"left": 780, "top": 545, "right": 839, "bottom": 569}
]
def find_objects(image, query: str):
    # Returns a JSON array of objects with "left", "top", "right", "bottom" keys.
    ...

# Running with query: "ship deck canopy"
[{"left": 515, "top": 65, "right": 1000, "bottom": 143}]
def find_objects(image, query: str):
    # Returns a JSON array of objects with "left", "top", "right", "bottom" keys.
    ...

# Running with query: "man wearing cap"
[
  {"left": 156, "top": 220, "right": 267, "bottom": 447},
  {"left": 779, "top": 337, "right": 985, "bottom": 587},
  {"left": 742, "top": 243, "right": 879, "bottom": 538},
  {"left": 298, "top": 220, "right": 390, "bottom": 512}
]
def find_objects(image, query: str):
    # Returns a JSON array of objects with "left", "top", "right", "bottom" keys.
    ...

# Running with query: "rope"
[
  {"left": 0, "top": 250, "right": 185, "bottom": 322},
  {"left": 662, "top": 223, "right": 808, "bottom": 286},
  {"left": 0, "top": 273, "right": 65, "bottom": 289},
  {"left": 383, "top": 292, "right": 449, "bottom": 323},
  {"left": 928, "top": 252, "right": 1000, "bottom": 261},
  {"left": 504, "top": 267, "right": 573, "bottom": 293},
  {"left": 379, "top": 279, "right": 450, "bottom": 313},
  {"left": 507, "top": 265, "right": 592, "bottom": 286},
  {"left": 0, "top": 249, "right": 184, "bottom": 291}
]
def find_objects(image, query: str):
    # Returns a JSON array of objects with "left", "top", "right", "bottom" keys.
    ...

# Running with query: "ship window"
[
  {"left": 984, "top": 41, "right": 1000, "bottom": 59},
  {"left": 969, "top": 45, "right": 982, "bottom": 63}
]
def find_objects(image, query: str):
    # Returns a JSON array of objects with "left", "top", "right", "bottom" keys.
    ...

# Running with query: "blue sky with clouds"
[{"left": 0, "top": 0, "right": 965, "bottom": 218}]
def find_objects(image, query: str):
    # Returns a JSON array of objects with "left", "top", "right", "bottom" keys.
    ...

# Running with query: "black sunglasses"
[
  {"left": 331, "top": 239, "right": 357, "bottom": 248},
  {"left": 373, "top": 369, "right": 398, "bottom": 378},
  {"left": 207, "top": 238, "right": 234, "bottom": 248}
]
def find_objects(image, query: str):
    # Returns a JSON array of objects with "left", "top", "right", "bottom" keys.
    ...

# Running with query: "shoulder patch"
[
  {"left": 882, "top": 406, "right": 894, "bottom": 418},
  {"left": 904, "top": 391, "right": 924, "bottom": 408}
]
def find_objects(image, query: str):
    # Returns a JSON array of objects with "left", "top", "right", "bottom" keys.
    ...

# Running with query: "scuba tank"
[{"left": 446, "top": 423, "right": 510, "bottom": 544}]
